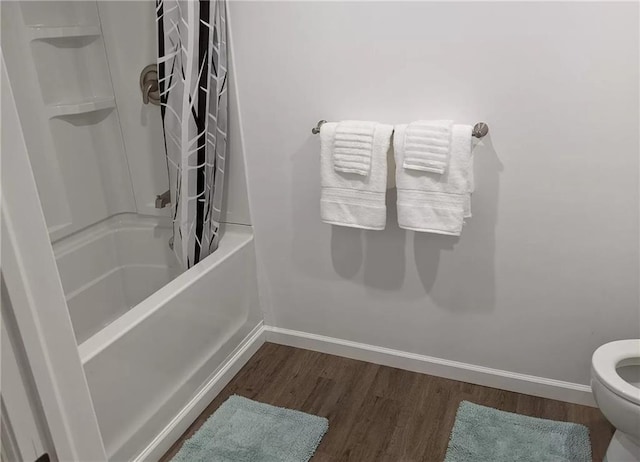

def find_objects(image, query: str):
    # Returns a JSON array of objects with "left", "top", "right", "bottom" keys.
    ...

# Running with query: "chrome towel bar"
[{"left": 311, "top": 120, "right": 489, "bottom": 138}]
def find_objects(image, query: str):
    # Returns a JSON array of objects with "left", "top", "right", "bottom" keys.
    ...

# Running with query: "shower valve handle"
[
  {"left": 142, "top": 81, "right": 158, "bottom": 105},
  {"left": 140, "top": 64, "right": 160, "bottom": 106}
]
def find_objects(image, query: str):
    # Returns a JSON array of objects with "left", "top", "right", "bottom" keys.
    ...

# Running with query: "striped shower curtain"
[{"left": 156, "top": 0, "right": 228, "bottom": 268}]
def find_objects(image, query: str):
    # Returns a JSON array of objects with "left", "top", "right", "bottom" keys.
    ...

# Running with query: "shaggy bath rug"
[
  {"left": 171, "top": 395, "right": 328, "bottom": 462},
  {"left": 444, "top": 401, "right": 591, "bottom": 462}
]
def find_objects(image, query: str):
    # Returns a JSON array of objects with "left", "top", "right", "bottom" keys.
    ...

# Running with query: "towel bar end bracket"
[
  {"left": 472, "top": 122, "right": 489, "bottom": 139},
  {"left": 311, "top": 120, "right": 327, "bottom": 135}
]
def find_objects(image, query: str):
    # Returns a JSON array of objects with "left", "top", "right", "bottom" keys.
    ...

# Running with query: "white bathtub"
[
  {"left": 54, "top": 214, "right": 182, "bottom": 344},
  {"left": 55, "top": 216, "right": 262, "bottom": 460}
]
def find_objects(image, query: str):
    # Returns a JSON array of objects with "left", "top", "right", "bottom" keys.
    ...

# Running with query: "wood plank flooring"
[{"left": 161, "top": 343, "right": 614, "bottom": 462}]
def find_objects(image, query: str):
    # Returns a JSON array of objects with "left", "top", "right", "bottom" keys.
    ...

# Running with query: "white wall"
[{"left": 230, "top": 1, "right": 640, "bottom": 386}]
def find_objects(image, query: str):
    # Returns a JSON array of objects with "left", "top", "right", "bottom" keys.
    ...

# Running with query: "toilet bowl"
[{"left": 591, "top": 339, "right": 640, "bottom": 461}]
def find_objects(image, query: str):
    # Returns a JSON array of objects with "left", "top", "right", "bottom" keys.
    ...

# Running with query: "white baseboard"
[
  {"left": 265, "top": 326, "right": 595, "bottom": 407},
  {"left": 134, "top": 322, "right": 266, "bottom": 462}
]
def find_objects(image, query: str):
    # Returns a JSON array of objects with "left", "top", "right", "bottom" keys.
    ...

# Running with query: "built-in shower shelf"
[
  {"left": 29, "top": 25, "right": 101, "bottom": 40},
  {"left": 47, "top": 97, "right": 116, "bottom": 118}
]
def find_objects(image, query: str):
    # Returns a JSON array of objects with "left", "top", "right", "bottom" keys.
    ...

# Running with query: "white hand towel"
[
  {"left": 333, "top": 120, "right": 376, "bottom": 176},
  {"left": 321, "top": 122, "right": 393, "bottom": 230},
  {"left": 394, "top": 124, "right": 473, "bottom": 235},
  {"left": 402, "top": 120, "right": 453, "bottom": 174}
]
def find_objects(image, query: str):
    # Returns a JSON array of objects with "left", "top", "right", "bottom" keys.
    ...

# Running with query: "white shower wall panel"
[
  {"left": 97, "top": 1, "right": 170, "bottom": 217},
  {"left": 30, "top": 36, "right": 113, "bottom": 105},
  {"left": 98, "top": 0, "right": 253, "bottom": 225},
  {"left": 1, "top": 1, "right": 137, "bottom": 241},
  {"left": 19, "top": 1, "right": 99, "bottom": 27}
]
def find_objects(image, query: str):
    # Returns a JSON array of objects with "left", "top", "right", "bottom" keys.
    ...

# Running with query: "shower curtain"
[{"left": 156, "top": 0, "right": 228, "bottom": 268}]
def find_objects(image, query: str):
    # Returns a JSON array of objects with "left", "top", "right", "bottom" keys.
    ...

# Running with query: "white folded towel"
[
  {"left": 333, "top": 120, "right": 376, "bottom": 176},
  {"left": 321, "top": 121, "right": 393, "bottom": 230},
  {"left": 394, "top": 123, "right": 473, "bottom": 235},
  {"left": 402, "top": 120, "right": 453, "bottom": 174}
]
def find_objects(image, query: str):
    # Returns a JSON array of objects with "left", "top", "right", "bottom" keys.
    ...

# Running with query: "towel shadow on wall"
[
  {"left": 328, "top": 142, "right": 406, "bottom": 290},
  {"left": 291, "top": 131, "right": 502, "bottom": 312},
  {"left": 414, "top": 135, "right": 502, "bottom": 312},
  {"left": 290, "top": 137, "right": 405, "bottom": 290},
  {"left": 330, "top": 135, "right": 502, "bottom": 312},
  {"left": 330, "top": 188, "right": 407, "bottom": 290}
]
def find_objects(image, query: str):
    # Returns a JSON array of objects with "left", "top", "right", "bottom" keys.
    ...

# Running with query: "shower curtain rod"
[{"left": 311, "top": 120, "right": 489, "bottom": 138}]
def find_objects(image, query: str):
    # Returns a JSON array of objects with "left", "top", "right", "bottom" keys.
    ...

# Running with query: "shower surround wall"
[
  {"left": 1, "top": 1, "right": 136, "bottom": 241},
  {"left": 1, "top": 0, "right": 181, "bottom": 342},
  {"left": 2, "top": 1, "right": 258, "bottom": 459},
  {"left": 230, "top": 2, "right": 640, "bottom": 390},
  {"left": 98, "top": 1, "right": 252, "bottom": 226},
  {"left": 2, "top": 1, "right": 252, "bottom": 238}
]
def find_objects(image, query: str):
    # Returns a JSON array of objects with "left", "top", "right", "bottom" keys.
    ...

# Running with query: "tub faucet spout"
[{"left": 155, "top": 190, "right": 171, "bottom": 209}]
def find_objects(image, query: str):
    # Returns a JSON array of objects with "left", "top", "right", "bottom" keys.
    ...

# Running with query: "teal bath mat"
[
  {"left": 171, "top": 395, "right": 328, "bottom": 462},
  {"left": 445, "top": 401, "right": 591, "bottom": 462}
]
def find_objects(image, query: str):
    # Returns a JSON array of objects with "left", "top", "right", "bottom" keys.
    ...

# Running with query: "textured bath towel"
[
  {"left": 445, "top": 401, "right": 592, "bottom": 462},
  {"left": 403, "top": 120, "right": 453, "bottom": 174},
  {"left": 333, "top": 120, "right": 376, "bottom": 176},
  {"left": 394, "top": 123, "right": 473, "bottom": 235},
  {"left": 171, "top": 395, "right": 328, "bottom": 462},
  {"left": 320, "top": 121, "right": 393, "bottom": 230}
]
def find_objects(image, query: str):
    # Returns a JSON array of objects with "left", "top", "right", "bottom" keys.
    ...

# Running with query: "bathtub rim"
[
  {"left": 78, "top": 223, "right": 254, "bottom": 364},
  {"left": 52, "top": 212, "right": 172, "bottom": 256},
  {"left": 65, "top": 263, "right": 175, "bottom": 301}
]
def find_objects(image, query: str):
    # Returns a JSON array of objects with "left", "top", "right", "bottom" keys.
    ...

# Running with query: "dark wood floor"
[{"left": 162, "top": 343, "right": 614, "bottom": 462}]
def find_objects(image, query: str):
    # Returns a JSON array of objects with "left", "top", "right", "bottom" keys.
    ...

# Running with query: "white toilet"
[{"left": 591, "top": 339, "right": 640, "bottom": 461}]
